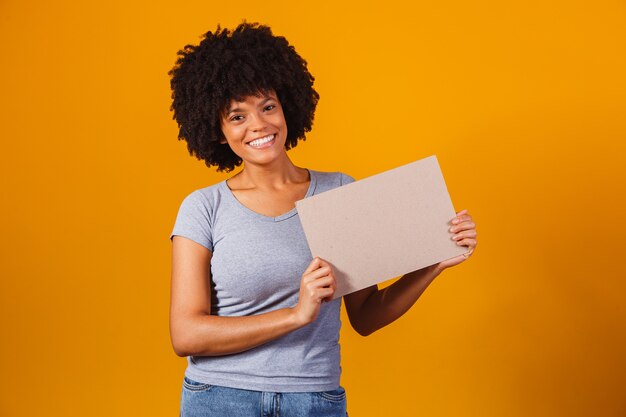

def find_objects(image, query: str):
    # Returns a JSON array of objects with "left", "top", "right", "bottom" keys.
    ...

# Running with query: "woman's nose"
[{"left": 248, "top": 111, "right": 268, "bottom": 131}]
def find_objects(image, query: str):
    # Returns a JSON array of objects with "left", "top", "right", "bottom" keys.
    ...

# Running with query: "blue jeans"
[{"left": 180, "top": 376, "right": 348, "bottom": 417}]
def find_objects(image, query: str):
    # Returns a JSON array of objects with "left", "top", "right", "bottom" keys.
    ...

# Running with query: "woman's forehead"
[
  {"left": 229, "top": 88, "right": 277, "bottom": 104},
  {"left": 223, "top": 90, "right": 279, "bottom": 115}
]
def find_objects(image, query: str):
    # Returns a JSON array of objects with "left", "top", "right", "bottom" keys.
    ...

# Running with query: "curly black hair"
[{"left": 168, "top": 21, "right": 320, "bottom": 172}]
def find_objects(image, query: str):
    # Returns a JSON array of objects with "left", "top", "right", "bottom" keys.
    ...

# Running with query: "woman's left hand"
[{"left": 433, "top": 209, "right": 477, "bottom": 273}]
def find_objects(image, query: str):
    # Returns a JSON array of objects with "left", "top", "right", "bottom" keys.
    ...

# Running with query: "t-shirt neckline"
[{"left": 220, "top": 169, "right": 317, "bottom": 222}]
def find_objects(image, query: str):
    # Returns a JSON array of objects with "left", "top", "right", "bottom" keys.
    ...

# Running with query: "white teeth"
[{"left": 248, "top": 134, "right": 274, "bottom": 147}]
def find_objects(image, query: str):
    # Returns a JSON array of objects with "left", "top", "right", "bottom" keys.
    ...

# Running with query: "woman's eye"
[
  {"left": 264, "top": 104, "right": 275, "bottom": 111},
  {"left": 230, "top": 115, "right": 243, "bottom": 122}
]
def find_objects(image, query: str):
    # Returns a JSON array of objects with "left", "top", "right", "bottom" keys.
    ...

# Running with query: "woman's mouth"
[{"left": 246, "top": 134, "right": 275, "bottom": 149}]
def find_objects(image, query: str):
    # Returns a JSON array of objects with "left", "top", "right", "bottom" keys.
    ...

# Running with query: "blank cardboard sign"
[{"left": 296, "top": 155, "right": 468, "bottom": 299}]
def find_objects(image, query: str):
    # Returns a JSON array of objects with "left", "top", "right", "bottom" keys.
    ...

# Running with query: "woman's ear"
[{"left": 219, "top": 137, "right": 228, "bottom": 144}]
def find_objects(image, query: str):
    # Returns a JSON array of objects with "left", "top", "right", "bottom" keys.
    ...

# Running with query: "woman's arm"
[
  {"left": 169, "top": 236, "right": 335, "bottom": 357},
  {"left": 343, "top": 209, "right": 477, "bottom": 336},
  {"left": 343, "top": 265, "right": 441, "bottom": 336}
]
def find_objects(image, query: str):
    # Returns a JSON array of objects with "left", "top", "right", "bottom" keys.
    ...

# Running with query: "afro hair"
[{"left": 168, "top": 21, "right": 320, "bottom": 172}]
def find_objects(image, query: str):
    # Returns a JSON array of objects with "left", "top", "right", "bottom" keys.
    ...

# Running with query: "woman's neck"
[{"left": 229, "top": 154, "right": 308, "bottom": 191}]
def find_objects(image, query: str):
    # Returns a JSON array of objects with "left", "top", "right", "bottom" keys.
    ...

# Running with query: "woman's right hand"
[
  {"left": 292, "top": 257, "right": 337, "bottom": 326},
  {"left": 172, "top": 238, "right": 337, "bottom": 357}
]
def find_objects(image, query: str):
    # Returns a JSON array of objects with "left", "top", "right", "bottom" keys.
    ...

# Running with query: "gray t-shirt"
[{"left": 169, "top": 169, "right": 355, "bottom": 392}]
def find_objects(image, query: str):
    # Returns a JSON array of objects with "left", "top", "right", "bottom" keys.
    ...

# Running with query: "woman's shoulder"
[
  {"left": 309, "top": 169, "right": 355, "bottom": 184},
  {"left": 176, "top": 180, "right": 227, "bottom": 213},
  {"left": 308, "top": 169, "right": 356, "bottom": 191}
]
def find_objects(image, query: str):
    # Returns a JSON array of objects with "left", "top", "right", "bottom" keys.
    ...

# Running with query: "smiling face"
[{"left": 219, "top": 90, "right": 289, "bottom": 168}]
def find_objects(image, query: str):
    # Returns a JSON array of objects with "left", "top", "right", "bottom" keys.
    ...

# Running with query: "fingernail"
[
  {"left": 452, "top": 219, "right": 459, "bottom": 224},
  {"left": 449, "top": 227, "right": 455, "bottom": 232}
]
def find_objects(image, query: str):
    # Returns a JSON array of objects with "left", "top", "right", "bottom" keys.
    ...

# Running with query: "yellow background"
[{"left": 1, "top": 0, "right": 625, "bottom": 416}]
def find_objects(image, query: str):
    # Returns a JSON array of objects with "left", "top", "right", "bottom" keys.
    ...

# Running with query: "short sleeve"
[
  {"left": 169, "top": 191, "right": 214, "bottom": 252},
  {"left": 339, "top": 173, "right": 356, "bottom": 186}
]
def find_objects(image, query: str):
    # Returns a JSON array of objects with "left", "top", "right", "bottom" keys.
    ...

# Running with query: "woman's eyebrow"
[
  {"left": 226, "top": 96, "right": 276, "bottom": 115},
  {"left": 259, "top": 96, "right": 276, "bottom": 107}
]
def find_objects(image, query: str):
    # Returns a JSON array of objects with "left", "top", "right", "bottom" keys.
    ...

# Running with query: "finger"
[
  {"left": 440, "top": 250, "right": 473, "bottom": 269},
  {"left": 329, "top": 274, "right": 337, "bottom": 291},
  {"left": 450, "top": 215, "right": 472, "bottom": 225},
  {"left": 449, "top": 221, "right": 476, "bottom": 233},
  {"left": 450, "top": 214, "right": 472, "bottom": 225},
  {"left": 316, "top": 258, "right": 333, "bottom": 269},
  {"left": 302, "top": 264, "right": 328, "bottom": 278},
  {"left": 308, "top": 285, "right": 334, "bottom": 303},
  {"left": 451, "top": 230, "right": 478, "bottom": 241},
  {"left": 455, "top": 238, "right": 477, "bottom": 248},
  {"left": 303, "top": 257, "right": 322, "bottom": 275},
  {"left": 454, "top": 237, "right": 475, "bottom": 246},
  {"left": 318, "top": 287, "right": 335, "bottom": 302},
  {"left": 303, "top": 266, "right": 332, "bottom": 283},
  {"left": 309, "top": 275, "right": 335, "bottom": 289},
  {"left": 443, "top": 254, "right": 467, "bottom": 266},
  {"left": 321, "top": 274, "right": 337, "bottom": 296}
]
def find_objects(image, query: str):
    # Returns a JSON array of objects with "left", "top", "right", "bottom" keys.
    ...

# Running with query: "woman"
[{"left": 168, "top": 22, "right": 477, "bottom": 417}]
